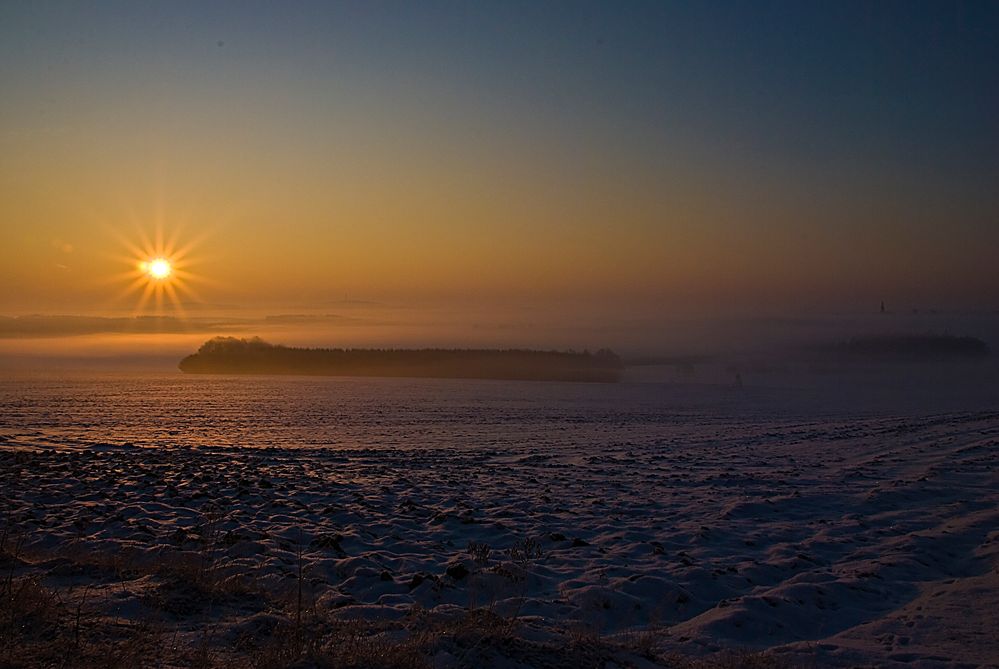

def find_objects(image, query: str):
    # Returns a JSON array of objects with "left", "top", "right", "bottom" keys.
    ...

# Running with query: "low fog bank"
[
  {"left": 3, "top": 308, "right": 998, "bottom": 350},
  {"left": 625, "top": 311, "right": 999, "bottom": 409},
  {"left": 620, "top": 314, "right": 999, "bottom": 414},
  {"left": 2, "top": 309, "right": 998, "bottom": 400}
]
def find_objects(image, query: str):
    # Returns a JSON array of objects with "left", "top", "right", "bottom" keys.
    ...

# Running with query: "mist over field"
[{"left": 2, "top": 306, "right": 997, "bottom": 372}]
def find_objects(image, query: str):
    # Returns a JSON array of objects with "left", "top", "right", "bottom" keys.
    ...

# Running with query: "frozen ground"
[{"left": 0, "top": 371, "right": 997, "bottom": 667}]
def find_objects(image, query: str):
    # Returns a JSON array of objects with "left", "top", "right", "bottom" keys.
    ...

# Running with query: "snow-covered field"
[{"left": 1, "top": 370, "right": 997, "bottom": 667}]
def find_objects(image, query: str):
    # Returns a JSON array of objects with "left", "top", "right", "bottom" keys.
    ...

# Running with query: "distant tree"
[{"left": 180, "top": 338, "right": 624, "bottom": 381}]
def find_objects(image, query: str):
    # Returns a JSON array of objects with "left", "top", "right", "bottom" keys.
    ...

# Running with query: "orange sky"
[{"left": 2, "top": 3, "right": 997, "bottom": 335}]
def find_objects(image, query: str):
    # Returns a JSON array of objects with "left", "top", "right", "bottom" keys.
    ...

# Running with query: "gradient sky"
[{"left": 2, "top": 1, "right": 997, "bottom": 320}]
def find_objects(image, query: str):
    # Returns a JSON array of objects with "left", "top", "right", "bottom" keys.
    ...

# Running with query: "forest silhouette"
[{"left": 179, "top": 337, "right": 624, "bottom": 382}]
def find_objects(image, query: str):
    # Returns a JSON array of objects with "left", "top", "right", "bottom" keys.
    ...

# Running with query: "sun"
[
  {"left": 105, "top": 222, "right": 209, "bottom": 317},
  {"left": 142, "top": 258, "right": 173, "bottom": 280}
]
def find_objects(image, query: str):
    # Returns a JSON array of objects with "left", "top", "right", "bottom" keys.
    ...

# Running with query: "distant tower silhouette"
[{"left": 880, "top": 301, "right": 886, "bottom": 314}]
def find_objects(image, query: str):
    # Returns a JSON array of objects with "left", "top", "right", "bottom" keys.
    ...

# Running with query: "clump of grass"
[
  {"left": 71, "top": 620, "right": 166, "bottom": 669},
  {"left": 466, "top": 540, "right": 491, "bottom": 565},
  {"left": 508, "top": 537, "right": 543, "bottom": 566},
  {"left": 242, "top": 617, "right": 430, "bottom": 669},
  {"left": 194, "top": 504, "right": 229, "bottom": 587},
  {"left": 618, "top": 616, "right": 666, "bottom": 660},
  {"left": 1, "top": 576, "right": 61, "bottom": 654}
]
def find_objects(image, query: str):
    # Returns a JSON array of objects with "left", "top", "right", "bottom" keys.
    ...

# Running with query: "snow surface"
[{"left": 1, "top": 370, "right": 997, "bottom": 667}]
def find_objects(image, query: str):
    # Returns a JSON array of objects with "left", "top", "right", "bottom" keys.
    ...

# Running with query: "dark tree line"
[
  {"left": 838, "top": 335, "right": 990, "bottom": 360},
  {"left": 180, "top": 337, "right": 624, "bottom": 382}
]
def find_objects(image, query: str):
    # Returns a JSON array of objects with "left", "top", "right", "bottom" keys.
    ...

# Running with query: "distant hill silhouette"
[
  {"left": 835, "top": 334, "right": 990, "bottom": 361},
  {"left": 179, "top": 337, "right": 624, "bottom": 382},
  {"left": 0, "top": 314, "right": 231, "bottom": 337}
]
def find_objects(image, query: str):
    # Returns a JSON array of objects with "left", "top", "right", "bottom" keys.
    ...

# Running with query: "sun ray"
[
  {"left": 95, "top": 198, "right": 242, "bottom": 316},
  {"left": 133, "top": 281, "right": 156, "bottom": 316},
  {"left": 102, "top": 223, "right": 210, "bottom": 317},
  {"left": 172, "top": 277, "right": 205, "bottom": 305},
  {"left": 164, "top": 282, "right": 189, "bottom": 321},
  {"left": 113, "top": 275, "right": 149, "bottom": 303}
]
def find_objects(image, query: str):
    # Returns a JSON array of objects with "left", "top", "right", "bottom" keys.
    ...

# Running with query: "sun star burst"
[{"left": 102, "top": 221, "right": 210, "bottom": 318}]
